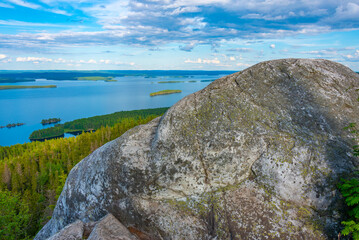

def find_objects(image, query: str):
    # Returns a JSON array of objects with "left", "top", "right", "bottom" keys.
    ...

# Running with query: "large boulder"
[{"left": 35, "top": 59, "right": 359, "bottom": 240}]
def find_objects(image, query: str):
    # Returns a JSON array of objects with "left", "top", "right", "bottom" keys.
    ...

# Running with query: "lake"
[{"left": 0, "top": 72, "right": 232, "bottom": 146}]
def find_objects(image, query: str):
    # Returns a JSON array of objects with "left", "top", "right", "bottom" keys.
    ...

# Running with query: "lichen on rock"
[{"left": 36, "top": 59, "right": 359, "bottom": 240}]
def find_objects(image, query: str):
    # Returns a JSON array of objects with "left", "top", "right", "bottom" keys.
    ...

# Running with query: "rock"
[
  {"left": 47, "top": 220, "right": 83, "bottom": 240},
  {"left": 35, "top": 59, "right": 359, "bottom": 240},
  {"left": 88, "top": 214, "right": 138, "bottom": 240}
]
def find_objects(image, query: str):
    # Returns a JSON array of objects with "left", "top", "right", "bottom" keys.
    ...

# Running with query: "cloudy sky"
[{"left": 0, "top": 0, "right": 358, "bottom": 70}]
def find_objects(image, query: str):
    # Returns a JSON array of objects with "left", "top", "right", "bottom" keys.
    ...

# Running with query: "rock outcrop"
[
  {"left": 88, "top": 214, "right": 139, "bottom": 240},
  {"left": 47, "top": 220, "right": 83, "bottom": 240},
  {"left": 35, "top": 59, "right": 359, "bottom": 240}
]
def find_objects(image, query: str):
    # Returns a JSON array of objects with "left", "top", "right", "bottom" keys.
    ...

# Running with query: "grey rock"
[
  {"left": 35, "top": 59, "right": 359, "bottom": 240},
  {"left": 88, "top": 213, "right": 138, "bottom": 240},
  {"left": 47, "top": 220, "right": 83, "bottom": 240}
]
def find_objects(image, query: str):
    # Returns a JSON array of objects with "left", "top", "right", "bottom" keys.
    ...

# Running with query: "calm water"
[{"left": 0, "top": 73, "right": 229, "bottom": 146}]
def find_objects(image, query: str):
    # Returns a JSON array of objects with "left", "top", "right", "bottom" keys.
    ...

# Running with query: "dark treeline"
[
  {"left": 30, "top": 108, "right": 169, "bottom": 140},
  {"left": 0, "top": 111, "right": 165, "bottom": 239}
]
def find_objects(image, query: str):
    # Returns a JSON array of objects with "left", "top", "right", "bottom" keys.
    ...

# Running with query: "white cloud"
[
  {"left": 236, "top": 62, "right": 251, "bottom": 67},
  {"left": 100, "top": 59, "right": 111, "bottom": 64},
  {"left": 0, "top": 20, "right": 67, "bottom": 28},
  {"left": 49, "top": 8, "right": 71, "bottom": 16},
  {"left": 170, "top": 6, "right": 199, "bottom": 15},
  {"left": 270, "top": 44, "right": 275, "bottom": 49},
  {"left": 229, "top": 56, "right": 235, "bottom": 61},
  {"left": 87, "top": 59, "right": 97, "bottom": 64},
  {"left": 344, "top": 50, "right": 359, "bottom": 61},
  {"left": 333, "top": 2, "right": 359, "bottom": 20},
  {"left": 0, "top": 2, "right": 13, "bottom": 8},
  {"left": 16, "top": 56, "right": 53, "bottom": 62},
  {"left": 0, "top": 54, "right": 7, "bottom": 60},
  {"left": 185, "top": 57, "right": 221, "bottom": 64},
  {"left": 54, "top": 58, "right": 66, "bottom": 63},
  {"left": 6, "top": 0, "right": 41, "bottom": 9}
]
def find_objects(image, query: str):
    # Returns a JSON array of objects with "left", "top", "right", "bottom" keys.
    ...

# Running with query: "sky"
[{"left": 0, "top": 0, "right": 359, "bottom": 70}]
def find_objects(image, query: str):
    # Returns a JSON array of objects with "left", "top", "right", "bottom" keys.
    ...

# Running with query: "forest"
[
  {"left": 0, "top": 109, "right": 166, "bottom": 239},
  {"left": 30, "top": 108, "right": 168, "bottom": 140}
]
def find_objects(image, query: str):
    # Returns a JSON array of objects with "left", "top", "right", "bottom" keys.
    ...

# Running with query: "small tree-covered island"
[
  {"left": 41, "top": 118, "right": 61, "bottom": 125},
  {"left": 0, "top": 123, "right": 25, "bottom": 128},
  {"left": 150, "top": 89, "right": 182, "bottom": 96}
]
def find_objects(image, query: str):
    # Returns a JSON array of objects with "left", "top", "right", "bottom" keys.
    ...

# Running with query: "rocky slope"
[{"left": 35, "top": 59, "right": 359, "bottom": 240}]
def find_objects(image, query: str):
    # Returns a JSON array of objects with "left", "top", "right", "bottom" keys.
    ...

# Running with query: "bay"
[{"left": 0, "top": 72, "right": 231, "bottom": 146}]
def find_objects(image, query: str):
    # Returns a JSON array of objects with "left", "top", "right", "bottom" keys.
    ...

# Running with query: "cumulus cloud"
[
  {"left": 270, "top": 44, "right": 275, "bottom": 49},
  {"left": 1, "top": 0, "right": 359, "bottom": 52},
  {"left": 344, "top": 50, "right": 359, "bottom": 61},
  {"left": 0, "top": 54, "right": 6, "bottom": 60}
]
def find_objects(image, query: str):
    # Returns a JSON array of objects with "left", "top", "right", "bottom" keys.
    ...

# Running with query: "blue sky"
[{"left": 0, "top": 0, "right": 358, "bottom": 70}]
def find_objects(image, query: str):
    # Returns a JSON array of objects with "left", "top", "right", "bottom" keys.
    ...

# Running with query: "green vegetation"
[
  {"left": 41, "top": 118, "right": 61, "bottom": 125},
  {"left": 0, "top": 85, "right": 56, "bottom": 90},
  {"left": 76, "top": 76, "right": 116, "bottom": 82},
  {"left": 0, "top": 190, "right": 31, "bottom": 240},
  {"left": 338, "top": 91, "right": 359, "bottom": 239},
  {"left": 150, "top": 89, "right": 182, "bottom": 96},
  {"left": 30, "top": 108, "right": 168, "bottom": 141},
  {"left": 0, "top": 109, "right": 166, "bottom": 239}
]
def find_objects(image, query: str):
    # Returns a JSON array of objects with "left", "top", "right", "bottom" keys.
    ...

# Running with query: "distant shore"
[{"left": 0, "top": 85, "right": 57, "bottom": 90}]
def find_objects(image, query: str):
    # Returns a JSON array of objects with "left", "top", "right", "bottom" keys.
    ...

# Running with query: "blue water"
[{"left": 0, "top": 73, "right": 228, "bottom": 146}]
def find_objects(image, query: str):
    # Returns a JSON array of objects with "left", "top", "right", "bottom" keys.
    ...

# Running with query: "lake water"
[{"left": 0, "top": 72, "right": 231, "bottom": 146}]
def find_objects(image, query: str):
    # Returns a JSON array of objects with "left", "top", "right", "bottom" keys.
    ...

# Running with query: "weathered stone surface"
[
  {"left": 35, "top": 59, "right": 359, "bottom": 240},
  {"left": 47, "top": 220, "right": 83, "bottom": 240},
  {"left": 88, "top": 214, "right": 138, "bottom": 240}
]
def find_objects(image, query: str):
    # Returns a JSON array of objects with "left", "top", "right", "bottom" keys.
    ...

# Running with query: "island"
[
  {"left": 77, "top": 76, "right": 116, "bottom": 82},
  {"left": 157, "top": 80, "right": 185, "bottom": 83},
  {"left": 41, "top": 118, "right": 61, "bottom": 125},
  {"left": 150, "top": 89, "right": 182, "bottom": 96},
  {"left": 0, "top": 85, "right": 57, "bottom": 90},
  {"left": 0, "top": 122, "right": 25, "bottom": 128}
]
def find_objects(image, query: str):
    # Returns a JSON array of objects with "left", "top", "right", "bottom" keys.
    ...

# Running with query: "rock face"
[{"left": 35, "top": 59, "right": 359, "bottom": 240}]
